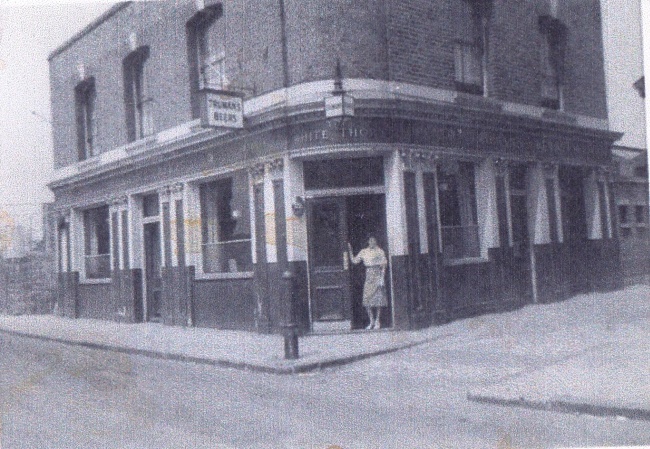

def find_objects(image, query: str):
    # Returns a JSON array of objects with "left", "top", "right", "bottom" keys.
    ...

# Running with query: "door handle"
[{"left": 343, "top": 251, "right": 349, "bottom": 270}]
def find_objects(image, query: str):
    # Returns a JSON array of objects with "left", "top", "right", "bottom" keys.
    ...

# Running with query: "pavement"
[
  {"left": 0, "top": 284, "right": 648, "bottom": 421},
  {"left": 0, "top": 313, "right": 445, "bottom": 375}
]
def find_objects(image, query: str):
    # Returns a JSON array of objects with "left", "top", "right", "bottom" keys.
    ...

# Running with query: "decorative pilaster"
[
  {"left": 399, "top": 148, "right": 438, "bottom": 172},
  {"left": 249, "top": 163, "right": 266, "bottom": 185}
]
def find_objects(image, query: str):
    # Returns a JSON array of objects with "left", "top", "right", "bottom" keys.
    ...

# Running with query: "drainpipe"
[{"left": 278, "top": 0, "right": 290, "bottom": 89}]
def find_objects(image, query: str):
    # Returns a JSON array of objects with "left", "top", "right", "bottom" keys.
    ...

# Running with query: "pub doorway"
[{"left": 306, "top": 194, "right": 391, "bottom": 330}]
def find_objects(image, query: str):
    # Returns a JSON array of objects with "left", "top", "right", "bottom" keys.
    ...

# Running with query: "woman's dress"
[{"left": 351, "top": 247, "right": 388, "bottom": 307}]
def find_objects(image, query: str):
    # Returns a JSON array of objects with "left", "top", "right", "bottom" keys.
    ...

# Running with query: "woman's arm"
[{"left": 348, "top": 243, "right": 362, "bottom": 264}]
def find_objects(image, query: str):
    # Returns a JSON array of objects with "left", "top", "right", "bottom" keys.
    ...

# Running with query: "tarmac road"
[{"left": 0, "top": 333, "right": 648, "bottom": 449}]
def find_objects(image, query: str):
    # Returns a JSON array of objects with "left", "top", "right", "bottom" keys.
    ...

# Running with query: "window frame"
[
  {"left": 198, "top": 170, "right": 253, "bottom": 277},
  {"left": 454, "top": 0, "right": 491, "bottom": 96},
  {"left": 436, "top": 160, "right": 482, "bottom": 264},
  {"left": 75, "top": 77, "right": 96, "bottom": 161},
  {"left": 187, "top": 4, "right": 224, "bottom": 119},
  {"left": 82, "top": 205, "right": 111, "bottom": 280},
  {"left": 538, "top": 15, "right": 567, "bottom": 110},
  {"left": 123, "top": 46, "right": 152, "bottom": 142}
]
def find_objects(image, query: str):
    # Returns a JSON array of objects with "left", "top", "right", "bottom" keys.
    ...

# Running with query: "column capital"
[
  {"left": 249, "top": 163, "right": 266, "bottom": 184},
  {"left": 542, "top": 162, "right": 557, "bottom": 178},
  {"left": 399, "top": 148, "right": 438, "bottom": 172},
  {"left": 267, "top": 158, "right": 284, "bottom": 180},
  {"left": 169, "top": 182, "right": 184, "bottom": 200},
  {"left": 157, "top": 186, "right": 171, "bottom": 202},
  {"left": 109, "top": 196, "right": 129, "bottom": 210},
  {"left": 493, "top": 157, "right": 510, "bottom": 176}
]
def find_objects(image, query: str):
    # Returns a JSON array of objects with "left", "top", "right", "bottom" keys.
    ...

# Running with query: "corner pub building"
[{"left": 49, "top": 0, "right": 622, "bottom": 334}]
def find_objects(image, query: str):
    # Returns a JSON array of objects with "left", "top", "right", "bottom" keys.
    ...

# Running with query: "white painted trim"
[
  {"left": 415, "top": 170, "right": 429, "bottom": 254},
  {"left": 505, "top": 170, "right": 514, "bottom": 247},
  {"left": 433, "top": 169, "right": 443, "bottom": 253},
  {"left": 248, "top": 171, "right": 258, "bottom": 265},
  {"left": 50, "top": 80, "right": 611, "bottom": 189},
  {"left": 604, "top": 179, "right": 613, "bottom": 239},
  {"left": 78, "top": 278, "right": 112, "bottom": 285},
  {"left": 385, "top": 150, "right": 408, "bottom": 257},
  {"left": 303, "top": 186, "right": 384, "bottom": 198},
  {"left": 284, "top": 156, "right": 308, "bottom": 263},
  {"left": 263, "top": 165, "right": 278, "bottom": 264},
  {"left": 554, "top": 174, "right": 563, "bottom": 244},
  {"left": 476, "top": 158, "right": 499, "bottom": 256},
  {"left": 444, "top": 257, "right": 490, "bottom": 266},
  {"left": 194, "top": 271, "right": 254, "bottom": 281}
]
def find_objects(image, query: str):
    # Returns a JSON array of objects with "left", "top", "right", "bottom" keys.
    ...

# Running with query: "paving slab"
[
  {"left": 0, "top": 315, "right": 442, "bottom": 374},
  {"left": 464, "top": 285, "right": 650, "bottom": 420}
]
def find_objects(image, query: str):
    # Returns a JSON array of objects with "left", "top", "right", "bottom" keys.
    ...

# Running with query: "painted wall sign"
[{"left": 200, "top": 89, "right": 244, "bottom": 129}]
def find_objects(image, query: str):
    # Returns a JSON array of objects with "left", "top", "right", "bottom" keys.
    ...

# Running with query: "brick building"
[
  {"left": 48, "top": 0, "right": 622, "bottom": 332},
  {"left": 612, "top": 146, "right": 650, "bottom": 284}
]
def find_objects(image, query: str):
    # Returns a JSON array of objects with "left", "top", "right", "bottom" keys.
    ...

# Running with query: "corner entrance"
[{"left": 307, "top": 194, "right": 391, "bottom": 330}]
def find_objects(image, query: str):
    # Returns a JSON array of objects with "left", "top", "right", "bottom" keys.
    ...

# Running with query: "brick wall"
[
  {"left": 50, "top": 0, "right": 609, "bottom": 169},
  {"left": 386, "top": 0, "right": 608, "bottom": 117},
  {"left": 0, "top": 250, "right": 55, "bottom": 315},
  {"left": 284, "top": 0, "right": 389, "bottom": 84},
  {"left": 50, "top": 0, "right": 286, "bottom": 169}
]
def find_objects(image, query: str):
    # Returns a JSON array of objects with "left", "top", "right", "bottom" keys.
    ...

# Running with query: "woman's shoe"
[
  {"left": 366, "top": 320, "right": 375, "bottom": 330},
  {"left": 374, "top": 319, "right": 380, "bottom": 329}
]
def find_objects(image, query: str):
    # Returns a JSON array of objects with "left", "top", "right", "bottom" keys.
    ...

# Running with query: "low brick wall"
[{"left": 0, "top": 251, "right": 56, "bottom": 315}]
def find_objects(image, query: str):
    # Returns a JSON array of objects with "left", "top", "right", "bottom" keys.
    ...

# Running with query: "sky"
[
  {"left": 0, "top": 0, "right": 112, "bottom": 239},
  {"left": 0, "top": 0, "right": 646, "bottom": 240},
  {"left": 602, "top": 0, "right": 646, "bottom": 148}
]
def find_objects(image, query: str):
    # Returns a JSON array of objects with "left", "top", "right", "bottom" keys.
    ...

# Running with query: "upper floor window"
[
  {"left": 539, "top": 15, "right": 566, "bottom": 110},
  {"left": 437, "top": 160, "right": 480, "bottom": 261},
  {"left": 75, "top": 77, "right": 96, "bottom": 161},
  {"left": 123, "top": 46, "right": 153, "bottom": 142},
  {"left": 83, "top": 205, "right": 110, "bottom": 279},
  {"left": 454, "top": 0, "right": 491, "bottom": 95},
  {"left": 187, "top": 3, "right": 224, "bottom": 118},
  {"left": 199, "top": 170, "right": 252, "bottom": 274},
  {"left": 196, "top": 22, "right": 225, "bottom": 90}
]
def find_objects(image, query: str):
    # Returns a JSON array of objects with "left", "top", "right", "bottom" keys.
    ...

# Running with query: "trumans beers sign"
[{"left": 199, "top": 89, "right": 244, "bottom": 129}]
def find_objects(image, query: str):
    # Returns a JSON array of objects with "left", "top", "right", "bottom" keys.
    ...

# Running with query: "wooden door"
[
  {"left": 144, "top": 222, "right": 162, "bottom": 322},
  {"left": 307, "top": 198, "right": 352, "bottom": 323}
]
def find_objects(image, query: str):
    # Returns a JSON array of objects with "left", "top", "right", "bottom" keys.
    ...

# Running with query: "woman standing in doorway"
[{"left": 348, "top": 237, "right": 387, "bottom": 330}]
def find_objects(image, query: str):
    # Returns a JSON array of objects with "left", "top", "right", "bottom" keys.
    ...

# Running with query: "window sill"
[
  {"left": 443, "top": 257, "right": 489, "bottom": 267},
  {"left": 79, "top": 277, "right": 112, "bottom": 285},
  {"left": 454, "top": 81, "right": 484, "bottom": 96},
  {"left": 195, "top": 271, "right": 254, "bottom": 281}
]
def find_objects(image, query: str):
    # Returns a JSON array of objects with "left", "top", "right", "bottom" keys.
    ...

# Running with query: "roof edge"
[{"left": 48, "top": 2, "right": 132, "bottom": 62}]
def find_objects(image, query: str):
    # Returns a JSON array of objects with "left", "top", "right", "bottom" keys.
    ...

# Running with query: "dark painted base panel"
[
  {"left": 54, "top": 239, "right": 621, "bottom": 333},
  {"left": 113, "top": 269, "right": 143, "bottom": 323},
  {"left": 161, "top": 266, "right": 193, "bottom": 327},
  {"left": 535, "top": 239, "right": 622, "bottom": 304},
  {"left": 57, "top": 272, "right": 79, "bottom": 319},
  {"left": 192, "top": 276, "right": 257, "bottom": 331},
  {"left": 77, "top": 282, "right": 114, "bottom": 320},
  {"left": 390, "top": 239, "right": 621, "bottom": 330}
]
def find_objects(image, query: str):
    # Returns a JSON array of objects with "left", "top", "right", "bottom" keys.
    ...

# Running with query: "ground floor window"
[
  {"left": 619, "top": 204, "right": 648, "bottom": 239},
  {"left": 83, "top": 205, "right": 110, "bottom": 279},
  {"left": 199, "top": 170, "right": 252, "bottom": 273},
  {"left": 437, "top": 160, "right": 480, "bottom": 260}
]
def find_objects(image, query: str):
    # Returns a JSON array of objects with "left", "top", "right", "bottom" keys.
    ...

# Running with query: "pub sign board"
[{"left": 199, "top": 88, "right": 244, "bottom": 129}]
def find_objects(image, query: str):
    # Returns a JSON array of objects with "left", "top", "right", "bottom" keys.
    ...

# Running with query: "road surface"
[{"left": 0, "top": 333, "right": 648, "bottom": 448}]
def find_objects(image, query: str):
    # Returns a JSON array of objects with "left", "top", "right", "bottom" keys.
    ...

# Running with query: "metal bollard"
[
  {"left": 283, "top": 324, "right": 299, "bottom": 360},
  {"left": 282, "top": 270, "right": 299, "bottom": 359}
]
